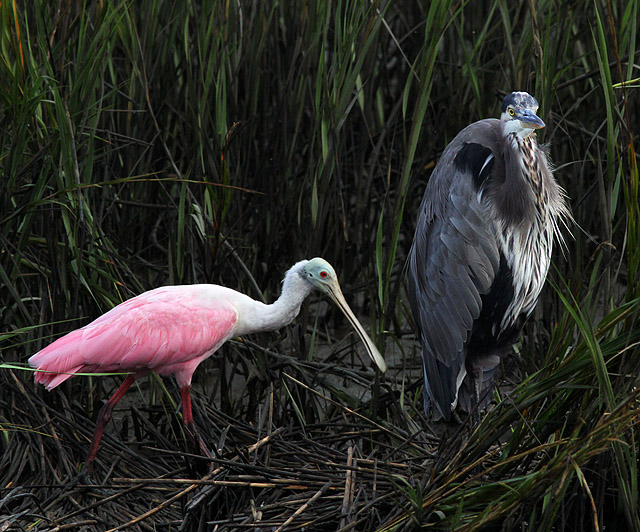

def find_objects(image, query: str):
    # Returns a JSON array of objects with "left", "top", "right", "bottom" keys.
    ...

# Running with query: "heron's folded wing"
[{"left": 408, "top": 141, "right": 500, "bottom": 419}]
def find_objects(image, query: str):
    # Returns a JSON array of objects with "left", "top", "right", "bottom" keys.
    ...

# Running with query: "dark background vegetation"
[{"left": 1, "top": 0, "right": 638, "bottom": 530}]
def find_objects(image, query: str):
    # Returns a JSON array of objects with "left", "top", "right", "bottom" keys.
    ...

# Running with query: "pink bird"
[{"left": 29, "top": 258, "right": 387, "bottom": 469}]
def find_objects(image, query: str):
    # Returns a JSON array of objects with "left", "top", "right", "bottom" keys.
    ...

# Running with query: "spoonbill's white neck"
[{"left": 234, "top": 260, "right": 313, "bottom": 335}]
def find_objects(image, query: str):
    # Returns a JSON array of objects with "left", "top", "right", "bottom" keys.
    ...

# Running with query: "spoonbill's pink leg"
[
  {"left": 85, "top": 374, "right": 136, "bottom": 469},
  {"left": 180, "top": 385, "right": 211, "bottom": 457}
]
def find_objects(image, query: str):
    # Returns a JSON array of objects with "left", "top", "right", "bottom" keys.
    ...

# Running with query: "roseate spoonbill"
[
  {"left": 408, "top": 91, "right": 570, "bottom": 420},
  {"left": 30, "top": 258, "right": 386, "bottom": 467}
]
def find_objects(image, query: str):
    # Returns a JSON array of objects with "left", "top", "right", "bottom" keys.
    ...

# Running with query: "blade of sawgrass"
[
  {"left": 2, "top": 3, "right": 130, "bottom": 321},
  {"left": 0, "top": 364, "right": 133, "bottom": 380},
  {"left": 614, "top": 0, "right": 640, "bottom": 301},
  {"left": 592, "top": 2, "right": 616, "bottom": 231},
  {"left": 554, "top": 281, "right": 614, "bottom": 410},
  {"left": 377, "top": 0, "right": 459, "bottom": 316},
  {"left": 309, "top": 0, "right": 389, "bottom": 231},
  {"left": 452, "top": 1, "right": 499, "bottom": 112},
  {"left": 591, "top": 4, "right": 640, "bottom": 527}
]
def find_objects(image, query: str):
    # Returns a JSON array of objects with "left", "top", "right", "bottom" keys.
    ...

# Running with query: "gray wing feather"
[{"left": 408, "top": 119, "right": 501, "bottom": 419}]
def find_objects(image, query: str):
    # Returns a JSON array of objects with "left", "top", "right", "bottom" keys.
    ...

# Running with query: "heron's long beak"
[
  {"left": 325, "top": 281, "right": 387, "bottom": 373},
  {"left": 518, "top": 110, "right": 545, "bottom": 129}
]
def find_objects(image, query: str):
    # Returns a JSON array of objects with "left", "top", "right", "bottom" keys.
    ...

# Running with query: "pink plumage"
[
  {"left": 29, "top": 284, "right": 241, "bottom": 469},
  {"left": 29, "top": 285, "right": 238, "bottom": 389}
]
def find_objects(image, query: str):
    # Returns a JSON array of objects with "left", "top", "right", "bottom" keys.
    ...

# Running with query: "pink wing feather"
[{"left": 29, "top": 286, "right": 238, "bottom": 390}]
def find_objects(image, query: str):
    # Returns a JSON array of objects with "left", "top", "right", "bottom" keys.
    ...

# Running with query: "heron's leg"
[
  {"left": 85, "top": 374, "right": 136, "bottom": 470},
  {"left": 461, "top": 360, "right": 483, "bottom": 424},
  {"left": 180, "top": 385, "right": 211, "bottom": 458}
]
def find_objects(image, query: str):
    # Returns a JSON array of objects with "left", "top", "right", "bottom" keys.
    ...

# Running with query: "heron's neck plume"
[{"left": 239, "top": 261, "right": 313, "bottom": 335}]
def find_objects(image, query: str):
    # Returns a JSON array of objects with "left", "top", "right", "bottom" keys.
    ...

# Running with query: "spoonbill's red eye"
[{"left": 320, "top": 270, "right": 328, "bottom": 278}]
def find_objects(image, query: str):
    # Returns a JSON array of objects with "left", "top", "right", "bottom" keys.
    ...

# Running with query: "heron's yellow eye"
[{"left": 508, "top": 108, "right": 515, "bottom": 116}]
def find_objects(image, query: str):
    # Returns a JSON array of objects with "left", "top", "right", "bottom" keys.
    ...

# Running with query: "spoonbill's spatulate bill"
[{"left": 29, "top": 258, "right": 386, "bottom": 467}]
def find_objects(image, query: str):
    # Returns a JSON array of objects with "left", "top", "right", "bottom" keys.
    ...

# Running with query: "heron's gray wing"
[{"left": 408, "top": 134, "right": 501, "bottom": 420}]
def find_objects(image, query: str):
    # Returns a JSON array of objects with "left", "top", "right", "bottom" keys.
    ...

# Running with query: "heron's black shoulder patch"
[{"left": 454, "top": 142, "right": 495, "bottom": 189}]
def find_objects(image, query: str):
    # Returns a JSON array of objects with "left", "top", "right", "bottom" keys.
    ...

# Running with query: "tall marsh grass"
[{"left": 1, "top": 0, "right": 639, "bottom": 529}]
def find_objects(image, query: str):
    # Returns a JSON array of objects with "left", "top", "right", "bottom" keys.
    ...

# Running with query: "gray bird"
[{"left": 408, "top": 91, "right": 570, "bottom": 421}]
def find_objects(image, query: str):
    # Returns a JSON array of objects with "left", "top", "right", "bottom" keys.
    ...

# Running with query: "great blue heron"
[{"left": 408, "top": 91, "right": 570, "bottom": 421}]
